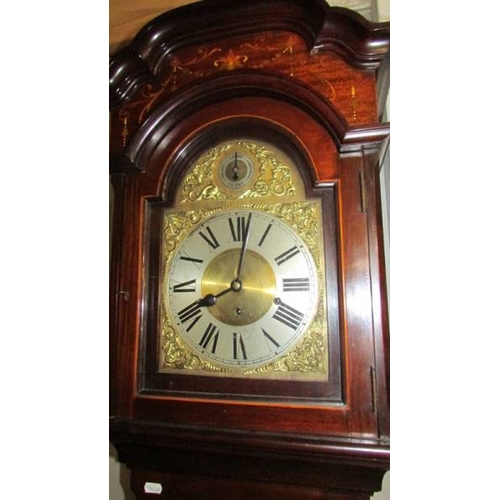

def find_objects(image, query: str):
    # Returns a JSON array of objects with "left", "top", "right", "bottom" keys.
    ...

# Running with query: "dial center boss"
[{"left": 201, "top": 249, "right": 276, "bottom": 326}]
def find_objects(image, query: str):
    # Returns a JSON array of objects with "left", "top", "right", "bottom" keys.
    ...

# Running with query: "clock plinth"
[
  {"left": 112, "top": 419, "right": 389, "bottom": 500},
  {"left": 110, "top": 0, "right": 390, "bottom": 498}
]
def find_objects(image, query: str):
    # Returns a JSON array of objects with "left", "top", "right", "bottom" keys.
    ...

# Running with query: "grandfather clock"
[{"left": 109, "top": 0, "right": 390, "bottom": 498}]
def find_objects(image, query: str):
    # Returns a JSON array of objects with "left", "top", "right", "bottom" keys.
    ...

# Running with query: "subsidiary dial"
[{"left": 219, "top": 151, "right": 254, "bottom": 189}]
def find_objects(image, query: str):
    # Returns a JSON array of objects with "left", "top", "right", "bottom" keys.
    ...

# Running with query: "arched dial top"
[
  {"left": 174, "top": 137, "right": 305, "bottom": 204},
  {"left": 160, "top": 135, "right": 329, "bottom": 379}
]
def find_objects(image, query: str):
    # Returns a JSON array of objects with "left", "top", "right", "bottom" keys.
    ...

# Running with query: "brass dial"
[
  {"left": 166, "top": 209, "right": 319, "bottom": 369},
  {"left": 201, "top": 249, "right": 276, "bottom": 327}
]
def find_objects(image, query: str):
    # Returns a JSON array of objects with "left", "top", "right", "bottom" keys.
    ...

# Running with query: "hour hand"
[
  {"left": 197, "top": 285, "right": 233, "bottom": 307},
  {"left": 197, "top": 294, "right": 217, "bottom": 308}
]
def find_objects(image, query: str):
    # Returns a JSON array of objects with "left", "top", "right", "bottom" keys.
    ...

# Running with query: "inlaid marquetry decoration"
[
  {"left": 110, "top": 31, "right": 377, "bottom": 149},
  {"left": 118, "top": 109, "right": 129, "bottom": 147},
  {"left": 214, "top": 49, "right": 248, "bottom": 71},
  {"left": 350, "top": 85, "right": 357, "bottom": 121}
]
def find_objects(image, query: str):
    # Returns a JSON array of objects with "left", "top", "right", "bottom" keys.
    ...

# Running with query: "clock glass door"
[{"left": 141, "top": 126, "right": 342, "bottom": 404}]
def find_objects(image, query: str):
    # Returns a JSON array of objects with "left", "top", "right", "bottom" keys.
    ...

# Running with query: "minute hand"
[{"left": 235, "top": 213, "right": 252, "bottom": 281}]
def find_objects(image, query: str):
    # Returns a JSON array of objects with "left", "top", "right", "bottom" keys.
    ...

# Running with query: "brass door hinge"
[{"left": 359, "top": 170, "right": 367, "bottom": 213}]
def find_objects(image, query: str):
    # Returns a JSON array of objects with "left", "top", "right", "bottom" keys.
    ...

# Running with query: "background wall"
[{"left": 109, "top": 0, "right": 390, "bottom": 497}]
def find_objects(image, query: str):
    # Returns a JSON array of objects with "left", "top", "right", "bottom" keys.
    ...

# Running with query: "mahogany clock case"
[
  {"left": 109, "top": 0, "right": 389, "bottom": 496},
  {"left": 110, "top": 87, "right": 388, "bottom": 437}
]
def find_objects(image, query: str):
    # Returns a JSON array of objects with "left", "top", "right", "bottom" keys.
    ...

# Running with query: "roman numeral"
[
  {"left": 272, "top": 302, "right": 304, "bottom": 330},
  {"left": 199, "top": 323, "right": 219, "bottom": 354},
  {"left": 228, "top": 216, "right": 245, "bottom": 242},
  {"left": 258, "top": 223, "right": 272, "bottom": 247},
  {"left": 177, "top": 300, "right": 203, "bottom": 332},
  {"left": 180, "top": 255, "right": 204, "bottom": 264},
  {"left": 275, "top": 245, "right": 300, "bottom": 266},
  {"left": 228, "top": 214, "right": 252, "bottom": 243},
  {"left": 199, "top": 226, "right": 220, "bottom": 250},
  {"left": 173, "top": 279, "right": 196, "bottom": 293},
  {"left": 282, "top": 278, "right": 310, "bottom": 292},
  {"left": 232, "top": 332, "right": 247, "bottom": 360},
  {"left": 262, "top": 328, "right": 280, "bottom": 348}
]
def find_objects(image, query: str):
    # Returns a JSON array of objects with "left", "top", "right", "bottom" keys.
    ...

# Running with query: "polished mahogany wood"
[
  {"left": 110, "top": 0, "right": 389, "bottom": 497},
  {"left": 130, "top": 467, "right": 379, "bottom": 500},
  {"left": 112, "top": 419, "right": 388, "bottom": 499},
  {"left": 110, "top": 0, "right": 389, "bottom": 107},
  {"left": 109, "top": 0, "right": 389, "bottom": 153},
  {"left": 111, "top": 96, "right": 384, "bottom": 435}
]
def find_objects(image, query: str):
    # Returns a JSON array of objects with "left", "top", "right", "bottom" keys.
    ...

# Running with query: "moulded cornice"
[
  {"left": 109, "top": 0, "right": 389, "bottom": 110},
  {"left": 315, "top": 7, "right": 390, "bottom": 69}
]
